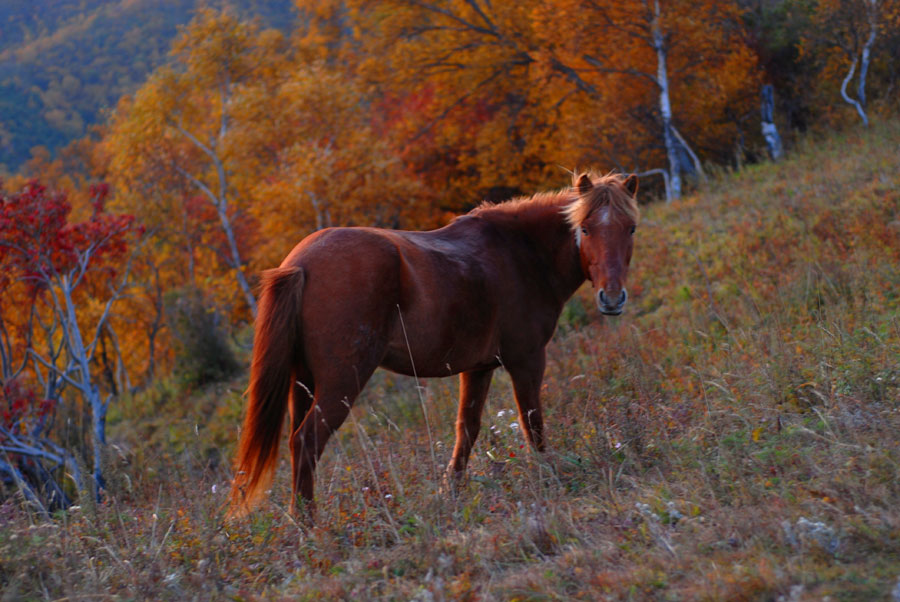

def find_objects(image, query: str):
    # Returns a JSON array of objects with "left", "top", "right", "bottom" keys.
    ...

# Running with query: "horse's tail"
[{"left": 228, "top": 265, "right": 305, "bottom": 517}]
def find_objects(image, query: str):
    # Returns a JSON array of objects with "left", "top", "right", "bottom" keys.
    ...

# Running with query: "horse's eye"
[
  {"left": 629, "top": 225, "right": 636, "bottom": 235},
  {"left": 581, "top": 227, "right": 589, "bottom": 236}
]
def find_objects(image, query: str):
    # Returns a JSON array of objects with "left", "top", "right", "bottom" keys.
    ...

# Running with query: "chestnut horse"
[{"left": 229, "top": 172, "right": 639, "bottom": 516}]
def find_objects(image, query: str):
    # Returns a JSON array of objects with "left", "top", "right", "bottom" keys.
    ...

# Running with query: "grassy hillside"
[
  {"left": 1, "top": 122, "right": 899, "bottom": 600},
  {"left": 0, "top": 0, "right": 295, "bottom": 173}
]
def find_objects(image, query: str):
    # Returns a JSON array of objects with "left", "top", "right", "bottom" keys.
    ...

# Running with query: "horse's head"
[{"left": 566, "top": 172, "right": 639, "bottom": 316}]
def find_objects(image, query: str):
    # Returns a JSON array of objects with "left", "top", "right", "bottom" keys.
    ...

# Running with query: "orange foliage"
[{"left": 324, "top": 0, "right": 760, "bottom": 204}]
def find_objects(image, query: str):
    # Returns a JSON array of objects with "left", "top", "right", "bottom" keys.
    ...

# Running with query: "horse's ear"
[
  {"left": 624, "top": 174, "right": 639, "bottom": 197},
  {"left": 575, "top": 173, "right": 593, "bottom": 193}
]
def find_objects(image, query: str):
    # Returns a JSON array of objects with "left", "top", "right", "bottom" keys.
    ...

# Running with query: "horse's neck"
[{"left": 494, "top": 201, "right": 586, "bottom": 302}]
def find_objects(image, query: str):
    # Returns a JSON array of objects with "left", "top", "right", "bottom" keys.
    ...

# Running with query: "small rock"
[
  {"left": 666, "top": 501, "right": 684, "bottom": 524},
  {"left": 796, "top": 516, "right": 839, "bottom": 554},
  {"left": 777, "top": 584, "right": 804, "bottom": 602}
]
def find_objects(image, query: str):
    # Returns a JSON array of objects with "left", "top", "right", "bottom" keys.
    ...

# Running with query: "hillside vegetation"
[{"left": 1, "top": 121, "right": 898, "bottom": 600}]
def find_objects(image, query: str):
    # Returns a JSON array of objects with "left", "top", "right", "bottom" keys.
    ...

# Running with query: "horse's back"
[{"left": 282, "top": 223, "right": 514, "bottom": 377}]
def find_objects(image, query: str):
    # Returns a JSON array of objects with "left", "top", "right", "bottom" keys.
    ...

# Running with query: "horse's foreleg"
[
  {"left": 447, "top": 368, "right": 495, "bottom": 484},
  {"left": 508, "top": 352, "right": 547, "bottom": 452}
]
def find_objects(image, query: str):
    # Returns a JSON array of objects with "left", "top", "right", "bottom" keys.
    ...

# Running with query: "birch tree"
[
  {"left": 804, "top": 0, "right": 889, "bottom": 127},
  {"left": 565, "top": 0, "right": 757, "bottom": 199},
  {"left": 105, "top": 10, "right": 289, "bottom": 318}
]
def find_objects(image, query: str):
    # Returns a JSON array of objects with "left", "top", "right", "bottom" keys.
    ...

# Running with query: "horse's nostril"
[{"left": 599, "top": 289, "right": 627, "bottom": 308}]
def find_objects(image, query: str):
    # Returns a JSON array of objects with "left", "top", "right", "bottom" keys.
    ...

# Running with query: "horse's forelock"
[{"left": 563, "top": 172, "right": 639, "bottom": 228}]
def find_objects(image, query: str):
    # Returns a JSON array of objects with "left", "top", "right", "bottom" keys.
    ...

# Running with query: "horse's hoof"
[
  {"left": 289, "top": 498, "right": 316, "bottom": 527},
  {"left": 440, "top": 470, "right": 467, "bottom": 497}
]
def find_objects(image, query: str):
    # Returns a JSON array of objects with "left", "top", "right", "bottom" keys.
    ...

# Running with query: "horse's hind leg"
[
  {"left": 288, "top": 368, "right": 314, "bottom": 504},
  {"left": 289, "top": 361, "right": 315, "bottom": 433},
  {"left": 289, "top": 363, "right": 377, "bottom": 515},
  {"left": 446, "top": 368, "right": 495, "bottom": 485}
]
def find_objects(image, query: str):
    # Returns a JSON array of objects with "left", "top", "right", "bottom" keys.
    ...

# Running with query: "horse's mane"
[
  {"left": 469, "top": 171, "right": 639, "bottom": 230},
  {"left": 469, "top": 190, "right": 572, "bottom": 218}
]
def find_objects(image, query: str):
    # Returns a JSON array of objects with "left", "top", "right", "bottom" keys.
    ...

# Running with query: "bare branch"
[
  {"left": 582, "top": 0, "right": 654, "bottom": 43},
  {"left": 0, "top": 425, "right": 85, "bottom": 493},
  {"left": 462, "top": 0, "right": 497, "bottom": 33},
  {"left": 103, "top": 323, "right": 132, "bottom": 395},
  {"left": 172, "top": 122, "right": 220, "bottom": 167},
  {"left": 83, "top": 239, "right": 145, "bottom": 365},
  {"left": 175, "top": 165, "right": 220, "bottom": 208},
  {"left": 581, "top": 54, "right": 660, "bottom": 87},
  {"left": 548, "top": 57, "right": 602, "bottom": 97},
  {"left": 85, "top": 277, "right": 130, "bottom": 366},
  {"left": 633, "top": 168, "right": 672, "bottom": 203},
  {"left": 669, "top": 124, "right": 707, "bottom": 182},
  {"left": 27, "top": 349, "right": 80, "bottom": 391},
  {"left": 0, "top": 455, "right": 47, "bottom": 515},
  {"left": 398, "top": 0, "right": 501, "bottom": 39},
  {"left": 0, "top": 300, "right": 33, "bottom": 382},
  {"left": 219, "top": 81, "right": 229, "bottom": 147},
  {"left": 408, "top": 65, "right": 511, "bottom": 143}
]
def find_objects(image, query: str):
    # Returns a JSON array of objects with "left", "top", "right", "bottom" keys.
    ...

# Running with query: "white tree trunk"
[
  {"left": 761, "top": 84, "right": 784, "bottom": 160},
  {"left": 174, "top": 123, "right": 258, "bottom": 318},
  {"left": 215, "top": 198, "right": 258, "bottom": 317},
  {"left": 670, "top": 124, "right": 707, "bottom": 182},
  {"left": 841, "top": 57, "right": 869, "bottom": 126},
  {"left": 652, "top": 1, "right": 681, "bottom": 200},
  {"left": 33, "top": 249, "right": 133, "bottom": 502},
  {"left": 59, "top": 274, "right": 107, "bottom": 499},
  {"left": 840, "top": 0, "right": 878, "bottom": 127},
  {"left": 857, "top": 0, "right": 878, "bottom": 112}
]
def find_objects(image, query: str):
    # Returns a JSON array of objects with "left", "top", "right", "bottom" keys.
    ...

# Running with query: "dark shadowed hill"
[{"left": 0, "top": 0, "right": 295, "bottom": 173}]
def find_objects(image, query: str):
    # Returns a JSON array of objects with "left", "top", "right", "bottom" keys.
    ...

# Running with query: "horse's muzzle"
[{"left": 598, "top": 288, "right": 627, "bottom": 315}]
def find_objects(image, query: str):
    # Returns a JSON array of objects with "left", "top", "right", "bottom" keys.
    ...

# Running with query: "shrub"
[{"left": 165, "top": 287, "right": 241, "bottom": 389}]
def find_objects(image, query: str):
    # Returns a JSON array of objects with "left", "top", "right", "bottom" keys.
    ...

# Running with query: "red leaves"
[
  {"left": 89, "top": 182, "right": 110, "bottom": 214},
  {"left": 1, "top": 379, "right": 55, "bottom": 431},
  {"left": 0, "top": 179, "right": 138, "bottom": 291}
]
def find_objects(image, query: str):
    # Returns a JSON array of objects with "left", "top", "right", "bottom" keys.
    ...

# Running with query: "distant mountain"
[{"left": 0, "top": 0, "right": 296, "bottom": 173}]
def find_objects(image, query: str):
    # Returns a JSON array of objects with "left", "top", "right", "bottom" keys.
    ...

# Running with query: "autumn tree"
[
  {"left": 104, "top": 9, "right": 291, "bottom": 319},
  {"left": 362, "top": 0, "right": 568, "bottom": 204},
  {"left": 104, "top": 4, "right": 430, "bottom": 286},
  {"left": 533, "top": 0, "right": 759, "bottom": 198},
  {"left": 224, "top": 2, "right": 433, "bottom": 266},
  {"left": 802, "top": 0, "right": 898, "bottom": 126},
  {"left": 243, "top": 61, "right": 430, "bottom": 269},
  {"left": 335, "top": 0, "right": 759, "bottom": 203},
  {"left": 0, "top": 180, "right": 139, "bottom": 506}
]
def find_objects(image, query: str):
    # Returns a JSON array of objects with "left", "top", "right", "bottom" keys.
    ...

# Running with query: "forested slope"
[{"left": 0, "top": 0, "right": 295, "bottom": 172}]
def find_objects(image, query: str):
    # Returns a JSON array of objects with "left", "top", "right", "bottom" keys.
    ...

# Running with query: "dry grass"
[{"left": 2, "top": 120, "right": 900, "bottom": 600}]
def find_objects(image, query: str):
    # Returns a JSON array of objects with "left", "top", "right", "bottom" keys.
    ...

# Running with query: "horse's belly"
[
  {"left": 379, "top": 353, "right": 499, "bottom": 378},
  {"left": 380, "top": 328, "right": 499, "bottom": 377}
]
